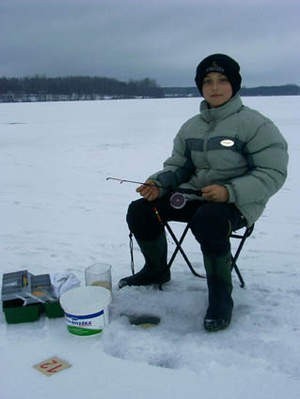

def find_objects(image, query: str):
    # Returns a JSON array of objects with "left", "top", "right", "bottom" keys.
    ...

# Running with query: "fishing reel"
[
  {"left": 169, "top": 192, "right": 187, "bottom": 209},
  {"left": 170, "top": 188, "right": 202, "bottom": 209}
]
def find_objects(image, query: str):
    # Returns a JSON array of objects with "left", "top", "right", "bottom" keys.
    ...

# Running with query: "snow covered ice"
[{"left": 0, "top": 96, "right": 299, "bottom": 399}]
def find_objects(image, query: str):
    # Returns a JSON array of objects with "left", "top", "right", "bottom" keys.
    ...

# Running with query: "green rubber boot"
[
  {"left": 119, "top": 233, "right": 170, "bottom": 289},
  {"left": 203, "top": 252, "right": 233, "bottom": 332}
]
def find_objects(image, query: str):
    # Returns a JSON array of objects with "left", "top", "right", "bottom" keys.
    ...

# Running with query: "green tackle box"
[
  {"left": 3, "top": 299, "right": 41, "bottom": 324},
  {"left": 1, "top": 270, "right": 64, "bottom": 323}
]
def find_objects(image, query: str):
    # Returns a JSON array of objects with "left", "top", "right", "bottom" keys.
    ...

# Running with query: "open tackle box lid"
[{"left": 1, "top": 270, "right": 57, "bottom": 305}]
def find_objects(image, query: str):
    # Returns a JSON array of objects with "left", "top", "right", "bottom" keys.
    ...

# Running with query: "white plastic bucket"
[{"left": 59, "top": 286, "right": 112, "bottom": 336}]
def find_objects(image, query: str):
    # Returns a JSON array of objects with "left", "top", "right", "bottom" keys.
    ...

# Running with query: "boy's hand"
[
  {"left": 201, "top": 185, "right": 229, "bottom": 202},
  {"left": 137, "top": 180, "right": 160, "bottom": 201}
]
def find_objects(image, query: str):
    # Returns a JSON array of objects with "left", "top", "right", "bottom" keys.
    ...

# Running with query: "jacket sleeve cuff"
[
  {"left": 224, "top": 184, "right": 236, "bottom": 203},
  {"left": 147, "top": 178, "right": 167, "bottom": 198}
]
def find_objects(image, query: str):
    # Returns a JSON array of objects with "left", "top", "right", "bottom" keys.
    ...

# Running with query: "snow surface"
[{"left": 0, "top": 97, "right": 299, "bottom": 399}]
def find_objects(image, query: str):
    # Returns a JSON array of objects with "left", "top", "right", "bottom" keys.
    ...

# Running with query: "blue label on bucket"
[
  {"left": 64, "top": 308, "right": 107, "bottom": 333},
  {"left": 65, "top": 310, "right": 104, "bottom": 320}
]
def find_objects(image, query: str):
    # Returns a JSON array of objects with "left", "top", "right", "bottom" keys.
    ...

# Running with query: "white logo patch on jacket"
[{"left": 220, "top": 139, "right": 235, "bottom": 147}]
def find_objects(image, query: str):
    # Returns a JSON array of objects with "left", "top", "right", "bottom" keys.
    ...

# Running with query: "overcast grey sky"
[{"left": 1, "top": 0, "right": 299, "bottom": 87}]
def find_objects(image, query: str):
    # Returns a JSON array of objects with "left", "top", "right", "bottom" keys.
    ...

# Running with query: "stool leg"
[
  {"left": 231, "top": 256, "right": 245, "bottom": 288},
  {"left": 165, "top": 223, "right": 189, "bottom": 268},
  {"left": 231, "top": 230, "right": 249, "bottom": 288},
  {"left": 165, "top": 223, "right": 205, "bottom": 279}
]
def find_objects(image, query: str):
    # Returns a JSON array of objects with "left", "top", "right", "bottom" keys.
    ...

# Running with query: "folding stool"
[{"left": 164, "top": 222, "right": 254, "bottom": 288}]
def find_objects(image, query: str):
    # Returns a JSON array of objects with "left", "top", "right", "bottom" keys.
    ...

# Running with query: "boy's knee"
[
  {"left": 190, "top": 204, "right": 231, "bottom": 254},
  {"left": 191, "top": 205, "right": 229, "bottom": 237},
  {"left": 126, "top": 199, "right": 145, "bottom": 229},
  {"left": 126, "top": 199, "right": 163, "bottom": 240}
]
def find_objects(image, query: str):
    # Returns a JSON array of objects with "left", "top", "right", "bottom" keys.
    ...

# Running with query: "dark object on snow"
[{"left": 124, "top": 314, "right": 161, "bottom": 328}]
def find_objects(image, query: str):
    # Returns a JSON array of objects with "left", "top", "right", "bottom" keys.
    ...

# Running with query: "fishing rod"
[
  {"left": 106, "top": 177, "right": 156, "bottom": 187},
  {"left": 106, "top": 176, "right": 202, "bottom": 209}
]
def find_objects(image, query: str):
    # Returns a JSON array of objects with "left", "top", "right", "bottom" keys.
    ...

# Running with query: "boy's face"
[{"left": 202, "top": 72, "right": 233, "bottom": 108}]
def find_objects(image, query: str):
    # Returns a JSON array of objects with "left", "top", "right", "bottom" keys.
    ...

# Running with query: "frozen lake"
[{"left": 0, "top": 96, "right": 299, "bottom": 399}]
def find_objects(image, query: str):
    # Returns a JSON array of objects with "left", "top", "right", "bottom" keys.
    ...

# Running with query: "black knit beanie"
[{"left": 195, "top": 54, "right": 242, "bottom": 97}]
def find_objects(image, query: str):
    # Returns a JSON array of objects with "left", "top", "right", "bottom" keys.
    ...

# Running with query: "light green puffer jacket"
[{"left": 149, "top": 95, "right": 288, "bottom": 226}]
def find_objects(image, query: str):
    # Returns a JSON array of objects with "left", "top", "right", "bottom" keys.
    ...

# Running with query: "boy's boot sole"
[
  {"left": 118, "top": 268, "right": 170, "bottom": 289},
  {"left": 203, "top": 316, "right": 231, "bottom": 332}
]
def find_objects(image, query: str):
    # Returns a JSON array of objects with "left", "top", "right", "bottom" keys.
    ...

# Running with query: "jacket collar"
[{"left": 200, "top": 94, "right": 243, "bottom": 122}]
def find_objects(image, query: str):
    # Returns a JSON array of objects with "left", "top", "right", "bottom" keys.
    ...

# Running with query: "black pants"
[{"left": 126, "top": 195, "right": 245, "bottom": 256}]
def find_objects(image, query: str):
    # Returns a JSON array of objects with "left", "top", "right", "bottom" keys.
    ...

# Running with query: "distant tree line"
[
  {"left": 0, "top": 76, "right": 164, "bottom": 102},
  {"left": 163, "top": 84, "right": 300, "bottom": 97},
  {"left": 240, "top": 85, "right": 300, "bottom": 96},
  {"left": 0, "top": 75, "right": 299, "bottom": 103}
]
